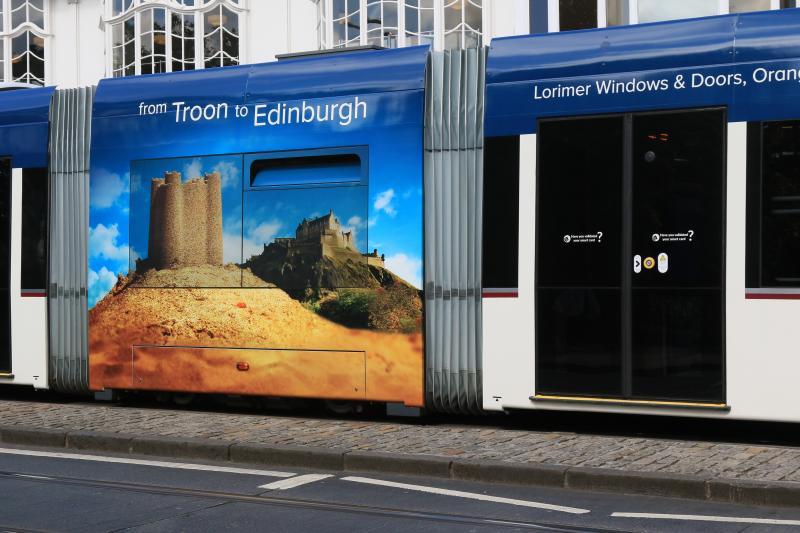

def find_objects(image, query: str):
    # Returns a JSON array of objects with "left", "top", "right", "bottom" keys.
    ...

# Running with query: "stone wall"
[{"left": 295, "top": 210, "right": 359, "bottom": 255}]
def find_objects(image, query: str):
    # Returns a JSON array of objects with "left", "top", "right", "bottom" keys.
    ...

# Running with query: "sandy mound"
[
  {"left": 89, "top": 265, "right": 423, "bottom": 405},
  {"left": 129, "top": 263, "right": 273, "bottom": 288}
]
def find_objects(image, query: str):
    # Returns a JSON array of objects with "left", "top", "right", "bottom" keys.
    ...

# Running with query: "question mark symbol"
[
  {"left": 597, "top": 231, "right": 603, "bottom": 243},
  {"left": 688, "top": 229, "right": 694, "bottom": 241}
]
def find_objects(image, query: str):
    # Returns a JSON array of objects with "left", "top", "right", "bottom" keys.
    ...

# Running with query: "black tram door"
[
  {"left": 630, "top": 110, "right": 725, "bottom": 402},
  {"left": 536, "top": 116, "right": 625, "bottom": 397},
  {"left": 0, "top": 158, "right": 10, "bottom": 374},
  {"left": 536, "top": 109, "right": 725, "bottom": 403}
]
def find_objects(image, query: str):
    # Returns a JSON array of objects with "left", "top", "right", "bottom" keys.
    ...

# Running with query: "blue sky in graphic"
[
  {"left": 89, "top": 151, "right": 423, "bottom": 307},
  {"left": 128, "top": 155, "right": 374, "bottom": 265},
  {"left": 88, "top": 91, "right": 424, "bottom": 308}
]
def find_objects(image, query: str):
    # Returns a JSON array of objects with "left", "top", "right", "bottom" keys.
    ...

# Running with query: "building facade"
[
  {"left": 8, "top": 0, "right": 797, "bottom": 88},
  {"left": 34, "top": 0, "right": 527, "bottom": 88}
]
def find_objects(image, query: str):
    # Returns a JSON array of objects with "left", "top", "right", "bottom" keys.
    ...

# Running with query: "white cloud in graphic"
[
  {"left": 130, "top": 173, "right": 142, "bottom": 194},
  {"left": 223, "top": 231, "right": 243, "bottom": 264},
  {"left": 374, "top": 188, "right": 396, "bottom": 217},
  {"left": 88, "top": 266, "right": 118, "bottom": 307},
  {"left": 347, "top": 215, "right": 366, "bottom": 229},
  {"left": 385, "top": 253, "right": 422, "bottom": 289},
  {"left": 241, "top": 220, "right": 283, "bottom": 261},
  {"left": 212, "top": 160, "right": 241, "bottom": 189},
  {"left": 183, "top": 158, "right": 203, "bottom": 179},
  {"left": 91, "top": 169, "right": 128, "bottom": 209},
  {"left": 89, "top": 223, "right": 129, "bottom": 262}
]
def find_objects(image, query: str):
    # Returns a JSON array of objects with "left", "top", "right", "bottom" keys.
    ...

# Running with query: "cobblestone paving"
[{"left": 1, "top": 399, "right": 800, "bottom": 483}]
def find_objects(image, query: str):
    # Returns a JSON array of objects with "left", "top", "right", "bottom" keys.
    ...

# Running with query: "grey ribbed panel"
[
  {"left": 424, "top": 49, "right": 485, "bottom": 414},
  {"left": 48, "top": 87, "right": 94, "bottom": 393}
]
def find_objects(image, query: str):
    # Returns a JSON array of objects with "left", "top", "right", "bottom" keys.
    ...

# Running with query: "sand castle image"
[{"left": 147, "top": 170, "right": 222, "bottom": 270}]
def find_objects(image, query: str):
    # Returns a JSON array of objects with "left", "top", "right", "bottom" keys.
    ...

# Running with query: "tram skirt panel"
[
  {"left": 424, "top": 49, "right": 485, "bottom": 414},
  {"left": 47, "top": 87, "right": 94, "bottom": 393}
]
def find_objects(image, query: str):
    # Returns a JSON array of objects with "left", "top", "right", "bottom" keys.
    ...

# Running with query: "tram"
[{"left": 1, "top": 8, "right": 799, "bottom": 422}]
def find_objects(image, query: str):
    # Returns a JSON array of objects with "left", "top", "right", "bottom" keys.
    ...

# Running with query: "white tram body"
[
  {"left": 482, "top": 10, "right": 800, "bottom": 421},
  {"left": 1, "top": 10, "right": 800, "bottom": 422},
  {"left": 0, "top": 87, "right": 53, "bottom": 390}
]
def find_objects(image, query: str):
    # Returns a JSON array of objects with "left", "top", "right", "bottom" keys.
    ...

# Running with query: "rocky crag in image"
[
  {"left": 88, "top": 168, "right": 423, "bottom": 402},
  {"left": 246, "top": 209, "right": 420, "bottom": 333}
]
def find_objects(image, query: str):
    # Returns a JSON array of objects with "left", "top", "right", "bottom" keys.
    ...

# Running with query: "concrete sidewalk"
[{"left": 1, "top": 398, "right": 799, "bottom": 507}]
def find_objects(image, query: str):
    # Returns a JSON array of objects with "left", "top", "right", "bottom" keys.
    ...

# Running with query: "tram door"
[
  {"left": 536, "top": 109, "right": 725, "bottom": 403},
  {"left": 0, "top": 159, "right": 10, "bottom": 374}
]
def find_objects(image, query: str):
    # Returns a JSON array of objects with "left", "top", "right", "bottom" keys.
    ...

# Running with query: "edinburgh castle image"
[
  {"left": 268, "top": 209, "right": 383, "bottom": 266},
  {"left": 146, "top": 170, "right": 223, "bottom": 270}
]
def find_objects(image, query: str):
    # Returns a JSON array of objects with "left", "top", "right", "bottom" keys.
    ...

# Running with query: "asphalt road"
[{"left": 0, "top": 445, "right": 798, "bottom": 532}]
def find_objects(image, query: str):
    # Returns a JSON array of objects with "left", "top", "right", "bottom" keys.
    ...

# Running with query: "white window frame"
[
  {"left": 103, "top": 0, "right": 248, "bottom": 78},
  {"left": 404, "top": 0, "right": 435, "bottom": 46},
  {"left": 0, "top": 0, "right": 51, "bottom": 85},
  {"left": 319, "top": 0, "right": 489, "bottom": 50}
]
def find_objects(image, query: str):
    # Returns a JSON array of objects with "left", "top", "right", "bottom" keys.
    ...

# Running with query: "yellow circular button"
[{"left": 644, "top": 257, "right": 655, "bottom": 270}]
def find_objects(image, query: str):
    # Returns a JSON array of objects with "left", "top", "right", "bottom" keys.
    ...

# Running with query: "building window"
[
  {"left": 637, "top": 0, "right": 718, "bottom": 23},
  {"left": 559, "top": 0, "right": 598, "bottom": 30},
  {"left": 366, "top": 0, "right": 399, "bottom": 47},
  {"left": 319, "top": 0, "right": 484, "bottom": 50},
  {"left": 0, "top": 0, "right": 48, "bottom": 85},
  {"left": 329, "top": 0, "right": 361, "bottom": 47},
  {"left": 140, "top": 8, "right": 167, "bottom": 74},
  {"left": 203, "top": 4, "right": 239, "bottom": 67},
  {"left": 405, "top": 0, "right": 434, "bottom": 46},
  {"left": 171, "top": 11, "right": 195, "bottom": 72},
  {"left": 444, "top": 0, "right": 482, "bottom": 49},
  {"left": 106, "top": 0, "right": 243, "bottom": 78},
  {"left": 111, "top": 15, "right": 136, "bottom": 77}
]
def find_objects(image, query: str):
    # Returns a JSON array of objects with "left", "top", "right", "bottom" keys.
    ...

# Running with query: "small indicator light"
[
  {"left": 236, "top": 362, "right": 250, "bottom": 371},
  {"left": 658, "top": 253, "right": 668, "bottom": 274}
]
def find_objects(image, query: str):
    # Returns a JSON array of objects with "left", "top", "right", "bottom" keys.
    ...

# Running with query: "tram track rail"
[{"left": 0, "top": 471, "right": 631, "bottom": 533}]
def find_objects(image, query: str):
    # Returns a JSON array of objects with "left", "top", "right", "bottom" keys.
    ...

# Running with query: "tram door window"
[
  {"left": 536, "top": 117, "right": 624, "bottom": 397},
  {"left": 747, "top": 120, "right": 800, "bottom": 288},
  {"left": 483, "top": 135, "right": 520, "bottom": 291},
  {"left": 21, "top": 169, "right": 48, "bottom": 293},
  {"left": 536, "top": 109, "right": 725, "bottom": 402},
  {"left": 631, "top": 111, "right": 725, "bottom": 402},
  {"left": 0, "top": 159, "right": 10, "bottom": 373}
]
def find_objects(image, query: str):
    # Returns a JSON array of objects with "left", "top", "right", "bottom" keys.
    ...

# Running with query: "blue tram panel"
[{"left": 486, "top": 9, "right": 800, "bottom": 136}]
